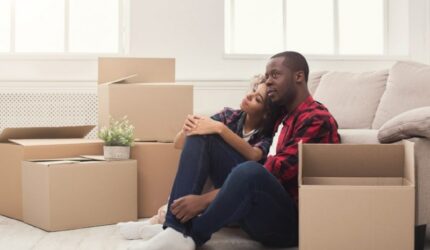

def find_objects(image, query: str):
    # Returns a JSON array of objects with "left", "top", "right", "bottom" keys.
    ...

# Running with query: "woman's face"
[{"left": 240, "top": 83, "right": 268, "bottom": 117}]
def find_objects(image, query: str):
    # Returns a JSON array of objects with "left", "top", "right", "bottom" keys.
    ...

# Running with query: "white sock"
[
  {"left": 128, "top": 227, "right": 195, "bottom": 250},
  {"left": 117, "top": 221, "right": 149, "bottom": 240},
  {"left": 138, "top": 224, "right": 163, "bottom": 240}
]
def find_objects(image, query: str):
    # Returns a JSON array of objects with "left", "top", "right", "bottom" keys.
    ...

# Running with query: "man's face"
[{"left": 264, "top": 57, "right": 296, "bottom": 106}]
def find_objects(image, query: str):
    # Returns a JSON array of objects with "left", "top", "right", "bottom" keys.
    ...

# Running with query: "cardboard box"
[
  {"left": 298, "top": 141, "right": 415, "bottom": 250},
  {"left": 0, "top": 126, "right": 103, "bottom": 220},
  {"left": 131, "top": 142, "right": 181, "bottom": 217},
  {"left": 22, "top": 157, "right": 137, "bottom": 231},
  {"left": 98, "top": 81, "right": 193, "bottom": 142},
  {"left": 98, "top": 57, "right": 175, "bottom": 84}
]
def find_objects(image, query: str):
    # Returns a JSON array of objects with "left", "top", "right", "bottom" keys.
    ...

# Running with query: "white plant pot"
[{"left": 103, "top": 146, "right": 130, "bottom": 160}]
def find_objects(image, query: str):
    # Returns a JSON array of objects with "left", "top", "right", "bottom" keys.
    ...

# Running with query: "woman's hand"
[
  {"left": 187, "top": 116, "right": 224, "bottom": 136},
  {"left": 182, "top": 115, "right": 199, "bottom": 134},
  {"left": 170, "top": 195, "right": 208, "bottom": 223}
]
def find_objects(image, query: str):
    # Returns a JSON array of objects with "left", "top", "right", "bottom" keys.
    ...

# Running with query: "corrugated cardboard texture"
[
  {"left": 0, "top": 141, "right": 103, "bottom": 220},
  {"left": 98, "top": 57, "right": 175, "bottom": 84},
  {"left": 131, "top": 142, "right": 181, "bottom": 218},
  {"left": 98, "top": 83, "right": 193, "bottom": 142},
  {"left": 298, "top": 142, "right": 415, "bottom": 250},
  {"left": 22, "top": 160, "right": 137, "bottom": 231}
]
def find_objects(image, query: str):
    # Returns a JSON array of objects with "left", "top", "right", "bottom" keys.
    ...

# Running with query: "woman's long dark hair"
[
  {"left": 249, "top": 75, "right": 283, "bottom": 138},
  {"left": 259, "top": 97, "right": 283, "bottom": 138}
]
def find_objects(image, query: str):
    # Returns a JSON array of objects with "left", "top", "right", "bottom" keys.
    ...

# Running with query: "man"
[{"left": 132, "top": 51, "right": 340, "bottom": 250}]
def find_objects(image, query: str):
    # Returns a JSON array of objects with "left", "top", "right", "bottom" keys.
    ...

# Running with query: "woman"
[{"left": 119, "top": 75, "right": 281, "bottom": 243}]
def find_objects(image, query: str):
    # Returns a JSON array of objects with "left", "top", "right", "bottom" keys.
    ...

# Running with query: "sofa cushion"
[
  {"left": 313, "top": 70, "right": 388, "bottom": 129},
  {"left": 307, "top": 71, "right": 327, "bottom": 96},
  {"left": 338, "top": 129, "right": 379, "bottom": 144},
  {"left": 372, "top": 61, "right": 430, "bottom": 129},
  {"left": 377, "top": 106, "right": 430, "bottom": 143}
]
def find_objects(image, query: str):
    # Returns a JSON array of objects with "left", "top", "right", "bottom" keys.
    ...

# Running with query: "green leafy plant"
[{"left": 98, "top": 117, "right": 135, "bottom": 146}]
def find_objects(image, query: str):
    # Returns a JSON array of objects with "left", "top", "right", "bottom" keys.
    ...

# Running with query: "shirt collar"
[{"left": 281, "top": 95, "right": 315, "bottom": 123}]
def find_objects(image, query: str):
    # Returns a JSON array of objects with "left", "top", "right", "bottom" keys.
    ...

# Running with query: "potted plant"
[{"left": 97, "top": 117, "right": 134, "bottom": 160}]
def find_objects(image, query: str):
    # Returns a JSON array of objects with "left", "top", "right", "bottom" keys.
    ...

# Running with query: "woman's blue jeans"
[{"left": 164, "top": 135, "right": 298, "bottom": 247}]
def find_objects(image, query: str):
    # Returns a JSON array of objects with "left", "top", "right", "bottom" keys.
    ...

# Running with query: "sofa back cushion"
[
  {"left": 373, "top": 61, "right": 430, "bottom": 129},
  {"left": 308, "top": 71, "right": 328, "bottom": 96},
  {"left": 313, "top": 70, "right": 388, "bottom": 129}
]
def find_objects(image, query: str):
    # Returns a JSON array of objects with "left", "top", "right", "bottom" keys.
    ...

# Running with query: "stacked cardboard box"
[
  {"left": 22, "top": 157, "right": 137, "bottom": 231},
  {"left": 98, "top": 58, "right": 193, "bottom": 217},
  {"left": 0, "top": 126, "right": 103, "bottom": 221},
  {"left": 298, "top": 141, "right": 415, "bottom": 250}
]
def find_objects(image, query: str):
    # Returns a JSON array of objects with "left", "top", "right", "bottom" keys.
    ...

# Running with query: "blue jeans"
[{"left": 164, "top": 135, "right": 298, "bottom": 247}]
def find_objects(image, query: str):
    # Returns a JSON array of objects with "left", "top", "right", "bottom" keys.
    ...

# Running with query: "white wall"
[{"left": 129, "top": 0, "right": 420, "bottom": 81}]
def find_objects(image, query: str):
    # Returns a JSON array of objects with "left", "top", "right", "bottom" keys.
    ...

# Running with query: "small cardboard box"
[
  {"left": 0, "top": 126, "right": 103, "bottom": 220},
  {"left": 98, "top": 80, "right": 193, "bottom": 142},
  {"left": 298, "top": 141, "right": 415, "bottom": 250},
  {"left": 131, "top": 142, "right": 181, "bottom": 218},
  {"left": 98, "top": 57, "right": 175, "bottom": 84},
  {"left": 22, "top": 157, "right": 137, "bottom": 231}
]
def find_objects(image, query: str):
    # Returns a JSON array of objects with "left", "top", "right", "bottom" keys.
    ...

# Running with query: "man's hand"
[{"left": 171, "top": 195, "right": 208, "bottom": 223}]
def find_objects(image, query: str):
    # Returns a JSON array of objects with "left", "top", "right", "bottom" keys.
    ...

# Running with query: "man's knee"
[{"left": 230, "top": 161, "right": 267, "bottom": 182}]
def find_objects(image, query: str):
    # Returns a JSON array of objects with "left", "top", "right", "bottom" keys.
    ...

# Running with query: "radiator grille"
[{"left": 0, "top": 89, "right": 98, "bottom": 139}]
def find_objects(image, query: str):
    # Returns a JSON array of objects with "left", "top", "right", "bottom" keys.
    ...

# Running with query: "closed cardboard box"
[
  {"left": 0, "top": 126, "right": 103, "bottom": 220},
  {"left": 298, "top": 141, "right": 415, "bottom": 250},
  {"left": 131, "top": 142, "right": 181, "bottom": 218},
  {"left": 22, "top": 158, "right": 137, "bottom": 231},
  {"left": 98, "top": 81, "right": 193, "bottom": 142}
]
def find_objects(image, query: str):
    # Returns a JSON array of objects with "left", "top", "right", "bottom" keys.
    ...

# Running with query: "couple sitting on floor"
[{"left": 118, "top": 51, "right": 341, "bottom": 250}]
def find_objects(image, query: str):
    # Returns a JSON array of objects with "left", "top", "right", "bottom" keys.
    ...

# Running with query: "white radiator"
[{"left": 0, "top": 83, "right": 98, "bottom": 139}]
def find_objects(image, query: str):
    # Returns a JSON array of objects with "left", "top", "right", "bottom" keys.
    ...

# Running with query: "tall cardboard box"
[
  {"left": 0, "top": 126, "right": 103, "bottom": 220},
  {"left": 131, "top": 142, "right": 181, "bottom": 218},
  {"left": 98, "top": 81, "right": 193, "bottom": 142},
  {"left": 298, "top": 141, "right": 415, "bottom": 250},
  {"left": 22, "top": 158, "right": 137, "bottom": 231}
]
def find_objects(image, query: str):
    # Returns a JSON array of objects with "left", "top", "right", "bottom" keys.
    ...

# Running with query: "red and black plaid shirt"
[{"left": 264, "top": 96, "right": 340, "bottom": 205}]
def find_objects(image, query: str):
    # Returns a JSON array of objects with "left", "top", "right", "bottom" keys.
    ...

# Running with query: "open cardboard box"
[
  {"left": 298, "top": 141, "right": 415, "bottom": 250},
  {"left": 0, "top": 126, "right": 103, "bottom": 220},
  {"left": 98, "top": 58, "right": 193, "bottom": 142},
  {"left": 22, "top": 156, "right": 137, "bottom": 231}
]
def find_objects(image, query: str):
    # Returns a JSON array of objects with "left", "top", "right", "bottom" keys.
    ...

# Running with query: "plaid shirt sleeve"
[
  {"left": 264, "top": 115, "right": 339, "bottom": 183},
  {"left": 251, "top": 136, "right": 272, "bottom": 161}
]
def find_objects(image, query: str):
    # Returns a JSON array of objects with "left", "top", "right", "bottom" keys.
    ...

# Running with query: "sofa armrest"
[{"left": 377, "top": 106, "right": 430, "bottom": 143}]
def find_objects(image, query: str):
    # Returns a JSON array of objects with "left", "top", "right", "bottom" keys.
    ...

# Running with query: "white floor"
[{"left": 0, "top": 214, "right": 429, "bottom": 250}]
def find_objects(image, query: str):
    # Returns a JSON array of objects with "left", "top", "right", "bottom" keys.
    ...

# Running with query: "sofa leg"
[{"left": 415, "top": 224, "right": 427, "bottom": 250}]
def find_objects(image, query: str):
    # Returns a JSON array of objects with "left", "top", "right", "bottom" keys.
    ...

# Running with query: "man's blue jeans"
[{"left": 164, "top": 135, "right": 298, "bottom": 247}]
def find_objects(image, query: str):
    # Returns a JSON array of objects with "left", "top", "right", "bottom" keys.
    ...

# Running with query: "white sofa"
[{"left": 200, "top": 60, "right": 430, "bottom": 250}]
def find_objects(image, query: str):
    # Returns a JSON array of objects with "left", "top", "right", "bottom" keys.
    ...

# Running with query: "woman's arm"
[
  {"left": 174, "top": 115, "right": 199, "bottom": 149},
  {"left": 173, "top": 130, "right": 186, "bottom": 149},
  {"left": 188, "top": 116, "right": 263, "bottom": 161},
  {"left": 217, "top": 123, "right": 263, "bottom": 161}
]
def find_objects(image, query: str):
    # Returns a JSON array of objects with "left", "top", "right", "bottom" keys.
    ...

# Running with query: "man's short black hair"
[{"left": 271, "top": 51, "right": 309, "bottom": 82}]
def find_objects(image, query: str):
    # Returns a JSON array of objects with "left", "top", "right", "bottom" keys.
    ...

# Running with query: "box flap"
[
  {"left": 402, "top": 140, "right": 415, "bottom": 185},
  {"left": 9, "top": 138, "right": 102, "bottom": 146},
  {"left": 26, "top": 156, "right": 101, "bottom": 165},
  {"left": 300, "top": 143, "right": 405, "bottom": 179},
  {"left": 98, "top": 57, "right": 175, "bottom": 84},
  {"left": 80, "top": 155, "right": 106, "bottom": 161},
  {"left": 101, "top": 74, "right": 138, "bottom": 85},
  {"left": 0, "top": 126, "right": 95, "bottom": 143}
]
